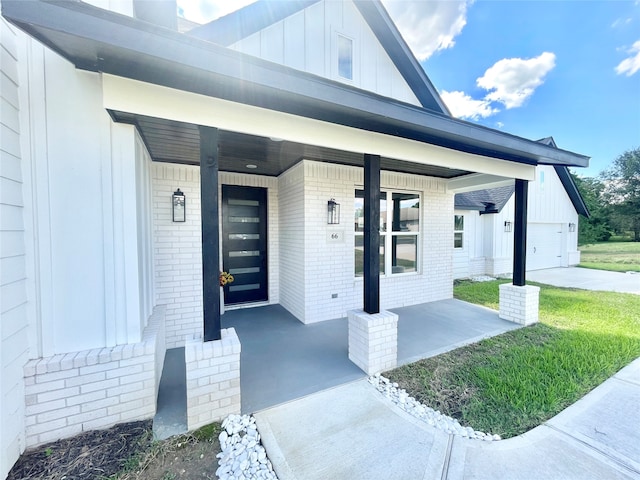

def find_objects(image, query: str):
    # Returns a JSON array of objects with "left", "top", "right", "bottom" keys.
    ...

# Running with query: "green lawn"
[
  {"left": 386, "top": 280, "right": 640, "bottom": 438},
  {"left": 579, "top": 241, "right": 640, "bottom": 272}
]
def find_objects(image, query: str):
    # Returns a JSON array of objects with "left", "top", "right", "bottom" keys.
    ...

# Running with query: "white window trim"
[
  {"left": 355, "top": 189, "right": 421, "bottom": 279},
  {"left": 332, "top": 29, "right": 358, "bottom": 84},
  {"left": 454, "top": 214, "right": 464, "bottom": 250}
]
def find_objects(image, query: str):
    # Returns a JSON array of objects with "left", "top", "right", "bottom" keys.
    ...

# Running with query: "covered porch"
[
  {"left": 154, "top": 298, "right": 519, "bottom": 437},
  {"left": 228, "top": 299, "right": 518, "bottom": 413}
]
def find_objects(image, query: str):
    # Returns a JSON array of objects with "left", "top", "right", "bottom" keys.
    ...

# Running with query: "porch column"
[
  {"left": 513, "top": 178, "right": 528, "bottom": 286},
  {"left": 363, "top": 154, "right": 381, "bottom": 314},
  {"left": 199, "top": 126, "right": 221, "bottom": 342},
  {"left": 500, "top": 178, "right": 539, "bottom": 325}
]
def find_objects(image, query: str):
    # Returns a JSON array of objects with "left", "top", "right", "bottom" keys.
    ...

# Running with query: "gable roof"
[
  {"left": 1, "top": 0, "right": 589, "bottom": 171},
  {"left": 188, "top": 1, "right": 319, "bottom": 45},
  {"left": 188, "top": 0, "right": 449, "bottom": 113},
  {"left": 455, "top": 185, "right": 515, "bottom": 214},
  {"left": 537, "top": 137, "right": 589, "bottom": 217},
  {"left": 454, "top": 137, "right": 590, "bottom": 217}
]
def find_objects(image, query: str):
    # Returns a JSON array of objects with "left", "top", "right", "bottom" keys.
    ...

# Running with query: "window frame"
[
  {"left": 354, "top": 189, "right": 421, "bottom": 278},
  {"left": 454, "top": 214, "right": 464, "bottom": 249},
  {"left": 332, "top": 30, "right": 357, "bottom": 84}
]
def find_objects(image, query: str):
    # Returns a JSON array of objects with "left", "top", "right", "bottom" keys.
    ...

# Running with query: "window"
[
  {"left": 454, "top": 215, "right": 464, "bottom": 249},
  {"left": 354, "top": 190, "right": 420, "bottom": 277},
  {"left": 337, "top": 34, "right": 353, "bottom": 80}
]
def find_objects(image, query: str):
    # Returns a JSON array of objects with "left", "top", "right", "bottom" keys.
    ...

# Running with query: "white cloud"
[
  {"left": 611, "top": 17, "right": 632, "bottom": 28},
  {"left": 440, "top": 90, "right": 498, "bottom": 120},
  {"left": 382, "top": 0, "right": 472, "bottom": 61},
  {"left": 177, "top": 0, "right": 256, "bottom": 25},
  {"left": 476, "top": 52, "right": 556, "bottom": 109},
  {"left": 615, "top": 40, "right": 640, "bottom": 76}
]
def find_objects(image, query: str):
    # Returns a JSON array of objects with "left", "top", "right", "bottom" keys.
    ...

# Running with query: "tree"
[
  {"left": 601, "top": 147, "right": 640, "bottom": 241},
  {"left": 571, "top": 173, "right": 611, "bottom": 244}
]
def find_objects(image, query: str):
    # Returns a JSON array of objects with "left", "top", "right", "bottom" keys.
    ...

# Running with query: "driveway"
[{"left": 527, "top": 267, "right": 639, "bottom": 294}]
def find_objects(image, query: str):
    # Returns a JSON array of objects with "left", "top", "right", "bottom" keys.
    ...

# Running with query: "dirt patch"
[
  {"left": 8, "top": 421, "right": 152, "bottom": 480},
  {"left": 7, "top": 421, "right": 222, "bottom": 480}
]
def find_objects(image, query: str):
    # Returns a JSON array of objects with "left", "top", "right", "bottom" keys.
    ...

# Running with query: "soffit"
[{"left": 111, "top": 111, "right": 470, "bottom": 178}]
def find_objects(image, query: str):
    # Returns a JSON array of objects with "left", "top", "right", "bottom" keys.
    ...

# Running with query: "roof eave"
[
  {"left": 1, "top": 0, "right": 589, "bottom": 169},
  {"left": 554, "top": 166, "right": 591, "bottom": 218}
]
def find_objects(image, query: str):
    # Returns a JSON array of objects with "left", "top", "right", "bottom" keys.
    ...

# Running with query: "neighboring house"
[
  {"left": 0, "top": 0, "right": 589, "bottom": 476},
  {"left": 453, "top": 149, "right": 590, "bottom": 279}
]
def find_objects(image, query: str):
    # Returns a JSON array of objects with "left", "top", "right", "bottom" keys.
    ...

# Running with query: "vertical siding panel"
[
  {"left": 283, "top": 12, "right": 305, "bottom": 70},
  {"left": 232, "top": 32, "right": 261, "bottom": 57},
  {"left": 260, "top": 22, "right": 284, "bottom": 64},
  {"left": 305, "top": 2, "right": 325, "bottom": 76}
]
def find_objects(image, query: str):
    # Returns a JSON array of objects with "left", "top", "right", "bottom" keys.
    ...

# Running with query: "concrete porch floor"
[
  {"left": 153, "top": 298, "right": 519, "bottom": 436},
  {"left": 223, "top": 299, "right": 519, "bottom": 414}
]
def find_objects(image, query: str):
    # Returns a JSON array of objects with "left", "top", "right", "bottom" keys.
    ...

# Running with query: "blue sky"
[{"left": 178, "top": 1, "right": 640, "bottom": 177}]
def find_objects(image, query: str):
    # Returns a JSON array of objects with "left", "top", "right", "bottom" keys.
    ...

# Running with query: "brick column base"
[
  {"left": 185, "top": 328, "right": 241, "bottom": 431},
  {"left": 348, "top": 309, "right": 398, "bottom": 375},
  {"left": 499, "top": 284, "right": 540, "bottom": 326}
]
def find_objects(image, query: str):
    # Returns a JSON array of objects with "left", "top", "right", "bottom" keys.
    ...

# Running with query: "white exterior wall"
[
  {"left": 0, "top": 26, "right": 158, "bottom": 472},
  {"left": 152, "top": 164, "right": 280, "bottom": 348},
  {"left": 456, "top": 165, "right": 581, "bottom": 279},
  {"left": 280, "top": 160, "right": 453, "bottom": 324},
  {"left": 1, "top": 17, "right": 30, "bottom": 479},
  {"left": 278, "top": 164, "right": 306, "bottom": 321},
  {"left": 230, "top": 0, "right": 422, "bottom": 107},
  {"left": 16, "top": 40, "right": 152, "bottom": 355},
  {"left": 452, "top": 209, "right": 485, "bottom": 279}
]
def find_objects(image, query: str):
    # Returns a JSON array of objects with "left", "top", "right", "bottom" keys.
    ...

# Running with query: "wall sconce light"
[
  {"left": 327, "top": 198, "right": 340, "bottom": 224},
  {"left": 504, "top": 221, "right": 512, "bottom": 233},
  {"left": 173, "top": 189, "right": 186, "bottom": 222},
  {"left": 569, "top": 222, "right": 576, "bottom": 232}
]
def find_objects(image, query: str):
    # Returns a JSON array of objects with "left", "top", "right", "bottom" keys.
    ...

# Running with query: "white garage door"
[{"left": 527, "top": 223, "right": 563, "bottom": 271}]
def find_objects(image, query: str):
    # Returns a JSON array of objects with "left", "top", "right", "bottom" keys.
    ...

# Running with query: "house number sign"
[{"left": 326, "top": 230, "right": 344, "bottom": 243}]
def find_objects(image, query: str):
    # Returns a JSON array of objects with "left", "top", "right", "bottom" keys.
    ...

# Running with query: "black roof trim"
[
  {"left": 188, "top": 0, "right": 320, "bottom": 45},
  {"left": 0, "top": 0, "right": 590, "bottom": 169},
  {"left": 536, "top": 137, "right": 589, "bottom": 217},
  {"left": 554, "top": 166, "right": 590, "bottom": 217},
  {"left": 353, "top": 1, "right": 449, "bottom": 113}
]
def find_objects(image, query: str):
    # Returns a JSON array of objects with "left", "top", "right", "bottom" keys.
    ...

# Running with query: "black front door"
[{"left": 222, "top": 185, "right": 268, "bottom": 305}]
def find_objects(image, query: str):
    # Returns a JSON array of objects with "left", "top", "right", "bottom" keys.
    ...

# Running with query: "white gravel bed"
[
  {"left": 216, "top": 414, "right": 278, "bottom": 480},
  {"left": 469, "top": 275, "right": 497, "bottom": 282},
  {"left": 369, "top": 374, "right": 501, "bottom": 442}
]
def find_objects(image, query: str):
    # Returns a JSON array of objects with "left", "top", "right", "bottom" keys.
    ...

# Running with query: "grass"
[
  {"left": 111, "top": 422, "right": 221, "bottom": 479},
  {"left": 578, "top": 241, "right": 640, "bottom": 272},
  {"left": 386, "top": 280, "right": 640, "bottom": 438}
]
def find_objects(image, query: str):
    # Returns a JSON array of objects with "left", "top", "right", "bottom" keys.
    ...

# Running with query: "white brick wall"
[
  {"left": 1, "top": 17, "right": 30, "bottom": 479},
  {"left": 499, "top": 284, "right": 540, "bottom": 326},
  {"left": 152, "top": 160, "right": 455, "bottom": 329},
  {"left": 152, "top": 164, "right": 204, "bottom": 348},
  {"left": 348, "top": 309, "right": 398, "bottom": 375},
  {"left": 278, "top": 163, "right": 306, "bottom": 320},
  {"left": 152, "top": 165, "right": 280, "bottom": 348},
  {"left": 22, "top": 307, "right": 166, "bottom": 447},
  {"left": 283, "top": 160, "right": 454, "bottom": 324},
  {"left": 185, "top": 328, "right": 241, "bottom": 430}
]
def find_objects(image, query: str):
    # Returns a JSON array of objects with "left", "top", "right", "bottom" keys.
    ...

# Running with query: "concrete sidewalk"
[
  {"left": 255, "top": 358, "right": 640, "bottom": 480},
  {"left": 527, "top": 267, "right": 639, "bottom": 294}
]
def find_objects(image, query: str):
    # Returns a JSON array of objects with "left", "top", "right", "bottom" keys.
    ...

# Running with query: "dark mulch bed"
[{"left": 8, "top": 420, "right": 152, "bottom": 480}]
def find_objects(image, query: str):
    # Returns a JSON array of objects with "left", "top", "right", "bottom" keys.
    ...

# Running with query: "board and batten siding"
[
  {"left": 456, "top": 165, "right": 580, "bottom": 278},
  {"left": 229, "top": 0, "right": 422, "bottom": 106},
  {"left": 1, "top": 16, "right": 29, "bottom": 479},
  {"left": 13, "top": 36, "right": 156, "bottom": 356}
]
